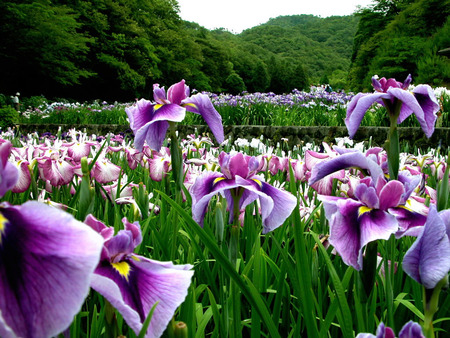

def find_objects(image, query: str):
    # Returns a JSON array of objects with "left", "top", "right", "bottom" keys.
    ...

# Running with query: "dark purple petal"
[
  {"left": 345, "top": 92, "right": 388, "bottom": 138},
  {"left": 322, "top": 197, "right": 365, "bottom": 270},
  {"left": 359, "top": 209, "right": 398, "bottom": 263},
  {"left": 355, "top": 184, "right": 379, "bottom": 209},
  {"left": 153, "top": 84, "right": 167, "bottom": 104},
  {"left": 229, "top": 152, "right": 249, "bottom": 179},
  {"left": 402, "top": 205, "right": 450, "bottom": 288},
  {"left": 182, "top": 93, "right": 224, "bottom": 144},
  {"left": 129, "top": 102, "right": 186, "bottom": 151},
  {"left": 0, "top": 201, "right": 103, "bottom": 338},
  {"left": 91, "top": 257, "right": 193, "bottom": 338},
  {"left": 167, "top": 80, "right": 188, "bottom": 105},
  {"left": 235, "top": 176, "right": 297, "bottom": 233},
  {"left": 126, "top": 99, "right": 154, "bottom": 133},
  {"left": 398, "top": 320, "right": 425, "bottom": 338},
  {"left": 309, "top": 151, "right": 383, "bottom": 186},
  {"left": 378, "top": 180, "right": 404, "bottom": 210},
  {"left": 390, "top": 207, "right": 427, "bottom": 238},
  {"left": 412, "top": 85, "right": 439, "bottom": 137},
  {"left": 389, "top": 87, "right": 436, "bottom": 138},
  {"left": 402, "top": 74, "right": 412, "bottom": 89},
  {"left": 191, "top": 171, "right": 236, "bottom": 226}
]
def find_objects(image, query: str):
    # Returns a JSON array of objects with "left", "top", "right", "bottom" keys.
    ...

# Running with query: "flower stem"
[
  {"left": 383, "top": 99, "right": 402, "bottom": 181},
  {"left": 423, "top": 276, "right": 448, "bottom": 338},
  {"left": 229, "top": 189, "right": 243, "bottom": 337},
  {"left": 168, "top": 122, "right": 183, "bottom": 192}
]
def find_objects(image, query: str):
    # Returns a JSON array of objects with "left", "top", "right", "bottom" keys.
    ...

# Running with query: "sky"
[{"left": 176, "top": 0, "right": 375, "bottom": 33}]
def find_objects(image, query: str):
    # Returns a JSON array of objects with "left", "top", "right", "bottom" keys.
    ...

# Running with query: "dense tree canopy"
[
  {"left": 349, "top": 0, "right": 450, "bottom": 91},
  {"left": 0, "top": 0, "right": 447, "bottom": 100}
]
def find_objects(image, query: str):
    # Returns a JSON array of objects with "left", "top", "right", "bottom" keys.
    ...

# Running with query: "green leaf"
[{"left": 157, "top": 190, "right": 281, "bottom": 338}]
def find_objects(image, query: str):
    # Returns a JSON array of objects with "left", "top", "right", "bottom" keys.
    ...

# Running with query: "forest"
[{"left": 0, "top": 0, "right": 448, "bottom": 101}]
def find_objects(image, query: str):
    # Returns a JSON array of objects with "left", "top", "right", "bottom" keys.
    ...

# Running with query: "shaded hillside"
[
  {"left": 349, "top": 0, "right": 450, "bottom": 91},
  {"left": 238, "top": 15, "right": 360, "bottom": 84}
]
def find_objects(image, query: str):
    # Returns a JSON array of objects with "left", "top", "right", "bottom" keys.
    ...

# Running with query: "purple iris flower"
[
  {"left": 190, "top": 152, "right": 297, "bottom": 234},
  {"left": 126, "top": 80, "right": 224, "bottom": 151},
  {"left": 346, "top": 75, "right": 440, "bottom": 138},
  {"left": 356, "top": 321, "right": 424, "bottom": 338},
  {"left": 402, "top": 205, "right": 450, "bottom": 289},
  {"left": 0, "top": 201, "right": 103, "bottom": 338},
  {"left": 309, "top": 149, "right": 424, "bottom": 270},
  {"left": 0, "top": 140, "right": 19, "bottom": 197},
  {"left": 85, "top": 215, "right": 194, "bottom": 338}
]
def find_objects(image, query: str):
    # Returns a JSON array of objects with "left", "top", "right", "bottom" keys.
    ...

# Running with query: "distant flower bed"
[{"left": 12, "top": 86, "right": 450, "bottom": 128}]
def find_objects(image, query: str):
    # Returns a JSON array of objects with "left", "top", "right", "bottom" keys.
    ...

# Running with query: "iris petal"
[
  {"left": 402, "top": 206, "right": 450, "bottom": 289},
  {"left": 0, "top": 201, "right": 103, "bottom": 338},
  {"left": 91, "top": 257, "right": 193, "bottom": 338}
]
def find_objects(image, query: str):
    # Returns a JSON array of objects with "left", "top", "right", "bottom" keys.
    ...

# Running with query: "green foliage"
[
  {"left": 224, "top": 73, "right": 246, "bottom": 94},
  {"left": 0, "top": 106, "right": 19, "bottom": 130},
  {"left": 349, "top": 0, "right": 450, "bottom": 90},
  {"left": 0, "top": 0, "right": 94, "bottom": 94}
]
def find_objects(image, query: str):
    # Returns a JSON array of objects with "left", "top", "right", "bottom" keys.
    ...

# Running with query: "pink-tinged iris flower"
[
  {"left": 85, "top": 215, "right": 194, "bottom": 338},
  {"left": 126, "top": 80, "right": 224, "bottom": 152},
  {"left": 346, "top": 75, "right": 440, "bottom": 138},
  {"left": 356, "top": 321, "right": 424, "bottom": 338},
  {"left": 402, "top": 205, "right": 450, "bottom": 289},
  {"left": 190, "top": 152, "right": 297, "bottom": 234},
  {"left": 309, "top": 150, "right": 425, "bottom": 270},
  {"left": 0, "top": 140, "right": 19, "bottom": 197},
  {"left": 0, "top": 201, "right": 103, "bottom": 338}
]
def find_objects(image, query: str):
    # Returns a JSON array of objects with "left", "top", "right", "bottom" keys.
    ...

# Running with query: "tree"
[{"left": 0, "top": 0, "right": 93, "bottom": 96}]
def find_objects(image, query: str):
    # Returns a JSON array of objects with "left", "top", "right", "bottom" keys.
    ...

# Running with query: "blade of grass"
[{"left": 157, "top": 189, "right": 281, "bottom": 338}]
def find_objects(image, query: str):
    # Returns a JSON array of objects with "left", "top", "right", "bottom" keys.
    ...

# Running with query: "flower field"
[
  {"left": 0, "top": 77, "right": 449, "bottom": 338},
  {"left": 13, "top": 86, "right": 450, "bottom": 128}
]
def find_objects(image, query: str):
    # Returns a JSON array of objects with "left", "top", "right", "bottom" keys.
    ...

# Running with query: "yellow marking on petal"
[
  {"left": 0, "top": 212, "right": 7, "bottom": 233},
  {"left": 154, "top": 104, "right": 163, "bottom": 111},
  {"left": 213, "top": 177, "right": 226, "bottom": 185},
  {"left": 358, "top": 206, "right": 372, "bottom": 217},
  {"left": 111, "top": 261, "right": 131, "bottom": 280},
  {"left": 252, "top": 178, "right": 263, "bottom": 188},
  {"left": 0, "top": 212, "right": 8, "bottom": 244},
  {"left": 131, "top": 255, "right": 140, "bottom": 262},
  {"left": 183, "top": 103, "right": 197, "bottom": 109},
  {"left": 398, "top": 199, "right": 413, "bottom": 212}
]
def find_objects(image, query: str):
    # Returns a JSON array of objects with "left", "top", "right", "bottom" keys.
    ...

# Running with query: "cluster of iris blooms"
[{"left": 0, "top": 76, "right": 448, "bottom": 337}]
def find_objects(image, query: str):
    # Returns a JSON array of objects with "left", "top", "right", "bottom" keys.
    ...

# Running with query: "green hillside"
[{"left": 0, "top": 0, "right": 447, "bottom": 100}]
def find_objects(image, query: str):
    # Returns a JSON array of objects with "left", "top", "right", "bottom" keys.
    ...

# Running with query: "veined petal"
[
  {"left": 359, "top": 209, "right": 398, "bottom": 264},
  {"left": 390, "top": 206, "right": 427, "bottom": 238},
  {"left": 126, "top": 99, "right": 154, "bottom": 133},
  {"left": 182, "top": 93, "right": 224, "bottom": 145},
  {"left": 191, "top": 171, "right": 234, "bottom": 226},
  {"left": 167, "top": 80, "right": 188, "bottom": 105},
  {"left": 378, "top": 180, "right": 404, "bottom": 210},
  {"left": 235, "top": 176, "right": 297, "bottom": 233},
  {"left": 345, "top": 92, "right": 388, "bottom": 138},
  {"left": 91, "top": 257, "right": 193, "bottom": 338},
  {"left": 389, "top": 87, "right": 436, "bottom": 138},
  {"left": 309, "top": 151, "right": 383, "bottom": 186},
  {"left": 0, "top": 201, "right": 103, "bottom": 338},
  {"left": 130, "top": 102, "right": 186, "bottom": 151},
  {"left": 322, "top": 197, "right": 365, "bottom": 270},
  {"left": 229, "top": 152, "right": 249, "bottom": 179},
  {"left": 412, "top": 85, "right": 439, "bottom": 137},
  {"left": 134, "top": 120, "right": 170, "bottom": 152},
  {"left": 402, "top": 205, "right": 450, "bottom": 289}
]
